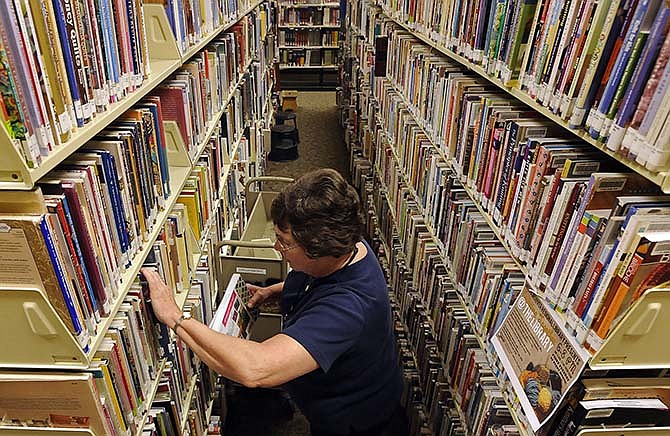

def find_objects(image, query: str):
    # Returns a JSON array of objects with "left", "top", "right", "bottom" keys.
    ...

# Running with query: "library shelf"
[
  {"left": 0, "top": 1, "right": 265, "bottom": 191},
  {"left": 377, "top": 6, "right": 670, "bottom": 194},
  {"left": 279, "top": 64, "right": 339, "bottom": 69}
]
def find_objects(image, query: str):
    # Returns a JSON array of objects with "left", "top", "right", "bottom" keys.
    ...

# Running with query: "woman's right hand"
[{"left": 247, "top": 284, "right": 272, "bottom": 308}]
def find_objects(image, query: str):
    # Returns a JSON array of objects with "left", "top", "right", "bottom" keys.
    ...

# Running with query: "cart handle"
[
  {"left": 244, "top": 176, "right": 294, "bottom": 194},
  {"left": 215, "top": 240, "right": 277, "bottom": 250}
]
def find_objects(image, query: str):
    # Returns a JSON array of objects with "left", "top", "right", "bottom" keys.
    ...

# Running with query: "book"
[
  {"left": 210, "top": 273, "right": 259, "bottom": 339},
  {"left": 607, "top": 4, "right": 670, "bottom": 151}
]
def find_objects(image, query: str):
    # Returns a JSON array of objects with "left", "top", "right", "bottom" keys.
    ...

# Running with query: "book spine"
[
  {"left": 61, "top": 182, "right": 111, "bottom": 315},
  {"left": 628, "top": 25, "right": 670, "bottom": 130},
  {"left": 59, "top": 195, "right": 101, "bottom": 323},
  {"left": 588, "top": 0, "right": 650, "bottom": 138},
  {"left": 30, "top": 0, "right": 74, "bottom": 139},
  {"left": 12, "top": 0, "right": 57, "bottom": 152},
  {"left": 599, "top": 28, "right": 650, "bottom": 141},
  {"left": 39, "top": 215, "right": 88, "bottom": 349},
  {"left": 568, "top": 0, "right": 623, "bottom": 128},
  {"left": 539, "top": 0, "right": 577, "bottom": 104},
  {"left": 608, "top": 5, "right": 670, "bottom": 151},
  {"left": 51, "top": 0, "right": 86, "bottom": 125}
]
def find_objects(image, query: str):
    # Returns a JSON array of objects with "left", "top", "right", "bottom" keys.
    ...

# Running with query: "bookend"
[
  {"left": 590, "top": 287, "right": 670, "bottom": 370},
  {"left": 0, "top": 133, "right": 31, "bottom": 189},
  {"left": 164, "top": 121, "right": 192, "bottom": 168},
  {"left": 143, "top": 4, "right": 181, "bottom": 62},
  {"left": 0, "top": 288, "right": 87, "bottom": 369}
]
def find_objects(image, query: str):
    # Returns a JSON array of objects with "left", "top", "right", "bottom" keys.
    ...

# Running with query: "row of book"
[
  {"left": 344, "top": 10, "right": 670, "bottom": 436},
  {"left": 378, "top": 28, "right": 670, "bottom": 354},
  {"left": 279, "top": 7, "right": 341, "bottom": 26},
  {"left": 354, "top": 162, "right": 523, "bottom": 436},
  {"left": 158, "top": 0, "right": 253, "bottom": 55},
  {"left": 0, "top": 240, "right": 217, "bottom": 436},
  {"left": 0, "top": 0, "right": 150, "bottom": 167},
  {"left": 0, "top": 20, "right": 273, "bottom": 351},
  {"left": 351, "top": 134, "right": 670, "bottom": 436},
  {"left": 0, "top": 0, "right": 263, "bottom": 169},
  {"left": 377, "top": 0, "right": 670, "bottom": 174},
  {"left": 278, "top": 29, "right": 340, "bottom": 46},
  {"left": 280, "top": 48, "right": 339, "bottom": 66},
  {"left": 142, "top": 298, "right": 219, "bottom": 436}
]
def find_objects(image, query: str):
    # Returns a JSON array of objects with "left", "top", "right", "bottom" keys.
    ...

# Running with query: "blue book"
[
  {"left": 96, "top": 0, "right": 121, "bottom": 100},
  {"left": 589, "top": 0, "right": 661, "bottom": 138},
  {"left": 164, "top": 0, "right": 176, "bottom": 37},
  {"left": 39, "top": 215, "right": 88, "bottom": 352},
  {"left": 51, "top": 0, "right": 86, "bottom": 126},
  {"left": 607, "top": 4, "right": 670, "bottom": 149},
  {"left": 125, "top": 0, "right": 141, "bottom": 80},
  {"left": 97, "top": 150, "right": 131, "bottom": 258}
]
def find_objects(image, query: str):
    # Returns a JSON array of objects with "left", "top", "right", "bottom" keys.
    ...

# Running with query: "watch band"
[{"left": 173, "top": 312, "right": 191, "bottom": 332}]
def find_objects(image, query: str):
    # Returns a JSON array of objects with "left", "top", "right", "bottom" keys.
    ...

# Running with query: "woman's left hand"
[{"left": 141, "top": 267, "right": 182, "bottom": 326}]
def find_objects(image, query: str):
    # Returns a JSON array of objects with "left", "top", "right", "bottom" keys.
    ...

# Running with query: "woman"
[{"left": 142, "top": 168, "right": 404, "bottom": 436}]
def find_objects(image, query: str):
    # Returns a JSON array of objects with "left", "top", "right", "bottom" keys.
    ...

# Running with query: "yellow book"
[{"left": 28, "top": 0, "right": 74, "bottom": 140}]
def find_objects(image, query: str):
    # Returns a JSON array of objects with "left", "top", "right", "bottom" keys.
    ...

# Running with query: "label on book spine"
[
  {"left": 82, "top": 102, "right": 94, "bottom": 120},
  {"left": 501, "top": 66, "right": 512, "bottom": 83},
  {"left": 58, "top": 112, "right": 73, "bottom": 136},
  {"left": 473, "top": 49, "right": 483, "bottom": 63},
  {"left": 569, "top": 107, "right": 587, "bottom": 128},
  {"left": 559, "top": 95, "right": 571, "bottom": 116}
]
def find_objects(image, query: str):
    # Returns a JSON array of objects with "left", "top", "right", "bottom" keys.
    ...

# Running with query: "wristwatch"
[{"left": 173, "top": 312, "right": 192, "bottom": 332}]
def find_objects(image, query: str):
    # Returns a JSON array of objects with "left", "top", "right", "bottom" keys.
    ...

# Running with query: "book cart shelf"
[
  {"left": 341, "top": 0, "right": 670, "bottom": 435},
  {"left": 0, "top": 0, "right": 276, "bottom": 433}
]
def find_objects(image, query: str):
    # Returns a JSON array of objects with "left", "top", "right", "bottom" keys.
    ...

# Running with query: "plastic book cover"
[{"left": 209, "top": 273, "right": 259, "bottom": 339}]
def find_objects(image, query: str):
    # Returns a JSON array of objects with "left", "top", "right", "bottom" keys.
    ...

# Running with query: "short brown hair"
[{"left": 271, "top": 169, "right": 364, "bottom": 258}]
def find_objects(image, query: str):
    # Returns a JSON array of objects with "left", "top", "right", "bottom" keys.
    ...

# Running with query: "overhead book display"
[
  {"left": 0, "top": 0, "right": 277, "bottom": 433},
  {"left": 277, "top": 0, "right": 341, "bottom": 88},
  {"left": 341, "top": 0, "right": 670, "bottom": 435}
]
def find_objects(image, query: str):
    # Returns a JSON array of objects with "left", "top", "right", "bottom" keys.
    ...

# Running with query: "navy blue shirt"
[{"left": 280, "top": 241, "right": 402, "bottom": 434}]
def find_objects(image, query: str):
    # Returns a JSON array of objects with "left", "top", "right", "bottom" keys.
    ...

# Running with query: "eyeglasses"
[{"left": 273, "top": 236, "right": 299, "bottom": 253}]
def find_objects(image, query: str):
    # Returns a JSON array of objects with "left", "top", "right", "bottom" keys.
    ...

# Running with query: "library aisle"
[
  {"left": 225, "top": 91, "right": 338, "bottom": 436},
  {"left": 266, "top": 91, "right": 349, "bottom": 180}
]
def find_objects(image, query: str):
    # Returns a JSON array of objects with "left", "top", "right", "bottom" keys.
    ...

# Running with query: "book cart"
[
  {"left": 214, "top": 176, "right": 294, "bottom": 342},
  {"left": 340, "top": 0, "right": 670, "bottom": 435},
  {"left": 0, "top": 0, "right": 277, "bottom": 433}
]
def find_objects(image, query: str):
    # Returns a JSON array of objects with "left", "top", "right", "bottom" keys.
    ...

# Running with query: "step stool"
[
  {"left": 281, "top": 90, "right": 298, "bottom": 111},
  {"left": 274, "top": 111, "right": 299, "bottom": 143},
  {"left": 269, "top": 124, "right": 299, "bottom": 161}
]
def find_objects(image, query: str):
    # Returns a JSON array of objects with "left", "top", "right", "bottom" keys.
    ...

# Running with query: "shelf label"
[{"left": 236, "top": 266, "right": 267, "bottom": 275}]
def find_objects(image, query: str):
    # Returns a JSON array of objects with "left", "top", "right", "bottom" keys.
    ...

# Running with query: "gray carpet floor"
[
  {"left": 265, "top": 91, "right": 348, "bottom": 183},
  {"left": 224, "top": 91, "right": 345, "bottom": 436}
]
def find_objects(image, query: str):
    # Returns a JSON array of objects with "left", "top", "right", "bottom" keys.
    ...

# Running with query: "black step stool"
[
  {"left": 274, "top": 111, "right": 299, "bottom": 143},
  {"left": 269, "top": 124, "right": 299, "bottom": 161}
]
